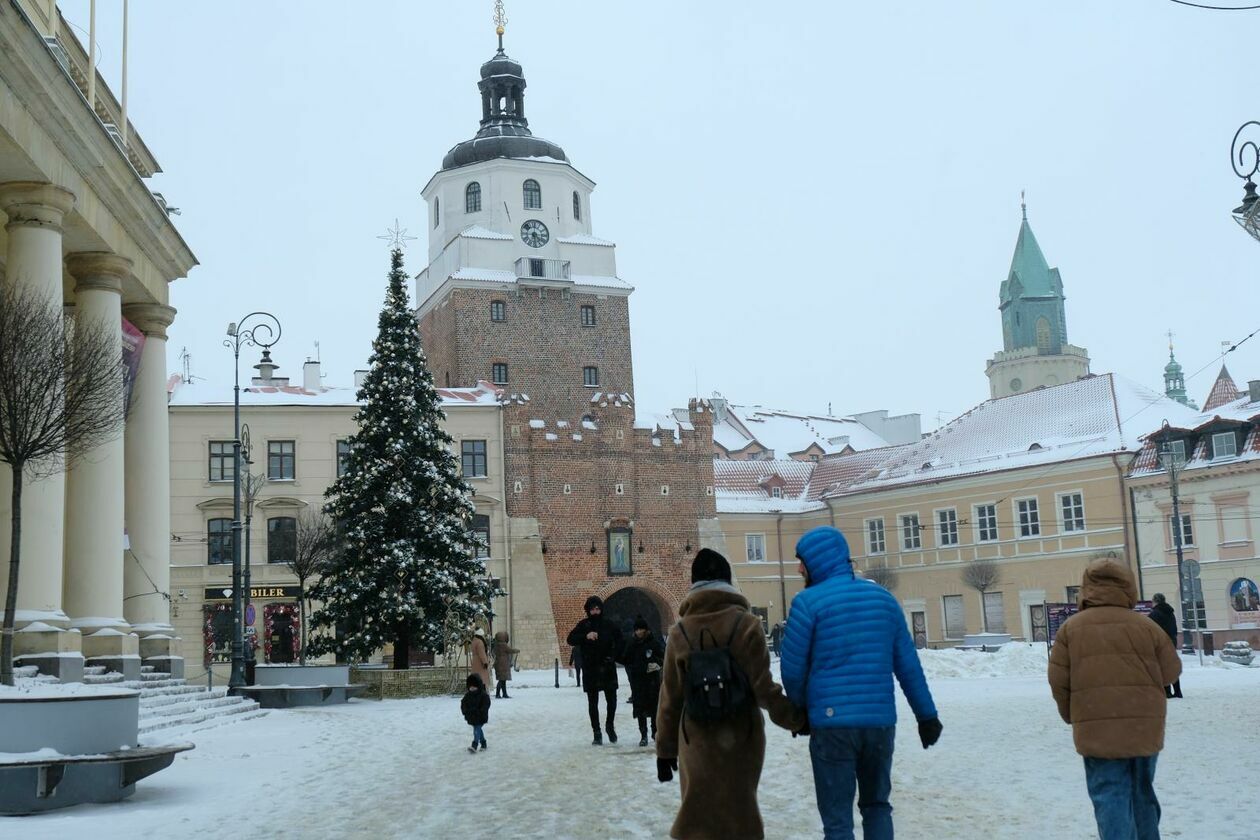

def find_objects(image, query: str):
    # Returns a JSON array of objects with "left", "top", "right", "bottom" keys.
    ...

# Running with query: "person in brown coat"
[
  {"left": 469, "top": 628, "right": 490, "bottom": 689},
  {"left": 656, "top": 549, "right": 806, "bottom": 840},
  {"left": 492, "top": 630, "right": 519, "bottom": 699},
  {"left": 1048, "top": 558, "right": 1182, "bottom": 840}
]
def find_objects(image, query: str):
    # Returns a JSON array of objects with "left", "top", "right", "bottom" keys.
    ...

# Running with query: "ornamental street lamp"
[
  {"left": 1230, "top": 121, "right": 1260, "bottom": 243},
  {"left": 240, "top": 423, "right": 266, "bottom": 685},
  {"left": 1158, "top": 420, "right": 1200, "bottom": 660},
  {"left": 224, "top": 313, "right": 281, "bottom": 693}
]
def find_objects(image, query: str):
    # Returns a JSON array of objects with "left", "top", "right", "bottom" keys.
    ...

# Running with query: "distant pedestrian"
[
  {"left": 493, "top": 630, "right": 519, "bottom": 699},
  {"left": 469, "top": 628, "right": 490, "bottom": 688},
  {"left": 656, "top": 549, "right": 806, "bottom": 839},
  {"left": 1149, "top": 593, "right": 1184, "bottom": 699},
  {"left": 769, "top": 621, "right": 783, "bottom": 658},
  {"left": 461, "top": 673, "right": 491, "bottom": 753},
  {"left": 1048, "top": 559, "right": 1182, "bottom": 840},
  {"left": 622, "top": 615, "right": 665, "bottom": 746},
  {"left": 781, "top": 526, "right": 942, "bottom": 840},
  {"left": 569, "top": 644, "right": 583, "bottom": 688},
  {"left": 565, "top": 595, "right": 624, "bottom": 745}
]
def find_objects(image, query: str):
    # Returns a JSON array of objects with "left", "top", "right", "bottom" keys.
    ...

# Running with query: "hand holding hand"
[
  {"left": 657, "top": 757, "right": 678, "bottom": 783},
  {"left": 918, "top": 717, "right": 943, "bottom": 749},
  {"left": 586, "top": 631, "right": 598, "bottom": 641}
]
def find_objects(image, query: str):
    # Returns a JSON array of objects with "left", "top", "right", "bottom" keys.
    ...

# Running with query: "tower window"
[
  {"left": 490, "top": 300, "right": 506, "bottom": 322},
  {"left": 466, "top": 182, "right": 482, "bottom": 213},
  {"left": 572, "top": 191, "right": 581, "bottom": 221},
  {"left": 580, "top": 305, "right": 596, "bottom": 327},
  {"left": 1035, "top": 318, "right": 1052, "bottom": 354},
  {"left": 523, "top": 179, "right": 542, "bottom": 210},
  {"left": 433, "top": 197, "right": 440, "bottom": 228},
  {"left": 583, "top": 366, "right": 600, "bottom": 387},
  {"left": 492, "top": 363, "right": 509, "bottom": 385}
]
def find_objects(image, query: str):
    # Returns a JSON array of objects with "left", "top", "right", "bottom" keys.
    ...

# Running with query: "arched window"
[
  {"left": 572, "top": 191, "right": 581, "bottom": 221},
  {"left": 523, "top": 179, "right": 542, "bottom": 210},
  {"left": 268, "top": 516, "right": 297, "bottom": 565},
  {"left": 465, "top": 182, "right": 482, "bottom": 213},
  {"left": 1035, "top": 317, "right": 1052, "bottom": 354}
]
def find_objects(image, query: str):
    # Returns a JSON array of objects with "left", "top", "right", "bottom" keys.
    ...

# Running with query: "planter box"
[
  {"left": 254, "top": 664, "right": 350, "bottom": 688},
  {"left": 0, "top": 688, "right": 138, "bottom": 755}
]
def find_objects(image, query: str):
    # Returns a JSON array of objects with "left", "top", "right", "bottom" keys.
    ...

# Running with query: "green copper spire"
[
  {"left": 998, "top": 205, "right": 1069, "bottom": 354},
  {"left": 1163, "top": 332, "right": 1196, "bottom": 408}
]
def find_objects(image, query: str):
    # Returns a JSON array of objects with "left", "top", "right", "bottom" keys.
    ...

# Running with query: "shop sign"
[{"left": 204, "top": 585, "right": 302, "bottom": 601}]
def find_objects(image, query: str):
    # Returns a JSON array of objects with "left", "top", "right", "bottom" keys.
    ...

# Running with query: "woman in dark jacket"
[
  {"left": 1149, "top": 593, "right": 1184, "bottom": 698},
  {"left": 622, "top": 615, "right": 666, "bottom": 746}
]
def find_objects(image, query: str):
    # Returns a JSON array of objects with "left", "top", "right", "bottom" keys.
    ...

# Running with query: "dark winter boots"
[
  {"left": 592, "top": 730, "right": 603, "bottom": 746},
  {"left": 606, "top": 720, "right": 617, "bottom": 744},
  {"left": 639, "top": 718, "right": 649, "bottom": 747}
]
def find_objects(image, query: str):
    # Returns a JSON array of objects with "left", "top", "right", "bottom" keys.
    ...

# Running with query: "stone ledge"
[{"left": 350, "top": 666, "right": 462, "bottom": 700}]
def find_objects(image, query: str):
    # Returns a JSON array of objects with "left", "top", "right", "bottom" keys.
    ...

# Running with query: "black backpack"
[{"left": 678, "top": 619, "right": 753, "bottom": 733}]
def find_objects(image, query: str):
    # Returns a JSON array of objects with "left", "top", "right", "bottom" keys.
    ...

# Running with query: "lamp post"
[
  {"left": 224, "top": 313, "right": 281, "bottom": 693},
  {"left": 240, "top": 423, "right": 266, "bottom": 685},
  {"left": 1230, "top": 121, "right": 1260, "bottom": 243},
  {"left": 1158, "top": 420, "right": 1200, "bottom": 660}
]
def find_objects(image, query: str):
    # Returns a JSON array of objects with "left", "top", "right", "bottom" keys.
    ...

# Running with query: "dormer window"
[
  {"left": 770, "top": 486, "right": 783, "bottom": 499},
  {"left": 523, "top": 179, "right": 542, "bottom": 210},
  {"left": 466, "top": 182, "right": 482, "bottom": 213},
  {"left": 1212, "top": 431, "right": 1238, "bottom": 460},
  {"left": 572, "top": 191, "right": 581, "bottom": 221},
  {"left": 1164, "top": 439, "right": 1186, "bottom": 465}
]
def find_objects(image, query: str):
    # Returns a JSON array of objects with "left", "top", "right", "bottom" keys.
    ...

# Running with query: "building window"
[
  {"left": 465, "top": 181, "right": 481, "bottom": 213},
  {"left": 490, "top": 300, "right": 506, "bottom": 322},
  {"left": 207, "top": 518, "right": 232, "bottom": 565},
  {"left": 267, "top": 440, "right": 295, "bottom": 481},
  {"left": 901, "top": 514, "right": 921, "bottom": 550},
  {"left": 336, "top": 439, "right": 352, "bottom": 478},
  {"left": 492, "top": 363, "right": 508, "bottom": 385},
  {"left": 1060, "top": 492, "right": 1086, "bottom": 532},
  {"left": 975, "top": 504, "right": 998, "bottom": 542},
  {"left": 580, "top": 305, "right": 596, "bottom": 327},
  {"left": 1212, "top": 431, "right": 1238, "bottom": 460},
  {"left": 866, "top": 518, "right": 886, "bottom": 555},
  {"left": 461, "top": 440, "right": 488, "bottom": 478},
  {"left": 1016, "top": 498, "right": 1040, "bottom": 537},
  {"left": 1065, "top": 585, "right": 1081, "bottom": 604},
  {"left": 937, "top": 509, "right": 959, "bottom": 546},
  {"left": 471, "top": 514, "right": 490, "bottom": 559},
  {"left": 267, "top": 517, "right": 296, "bottom": 565},
  {"left": 983, "top": 591, "right": 1006, "bottom": 633},
  {"left": 746, "top": 533, "right": 766, "bottom": 562},
  {"left": 208, "top": 441, "right": 234, "bottom": 483},
  {"left": 583, "top": 366, "right": 599, "bottom": 387},
  {"left": 943, "top": 594, "right": 965, "bottom": 639},
  {"left": 523, "top": 179, "right": 541, "bottom": 210},
  {"left": 1165, "top": 439, "right": 1187, "bottom": 465},
  {"left": 433, "top": 196, "right": 440, "bottom": 228},
  {"left": 770, "top": 486, "right": 783, "bottom": 499},
  {"left": 572, "top": 190, "right": 581, "bottom": 220},
  {"left": 1171, "top": 514, "right": 1194, "bottom": 548}
]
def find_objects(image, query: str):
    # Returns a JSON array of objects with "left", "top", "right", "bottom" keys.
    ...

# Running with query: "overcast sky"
[{"left": 60, "top": 1, "right": 1260, "bottom": 428}]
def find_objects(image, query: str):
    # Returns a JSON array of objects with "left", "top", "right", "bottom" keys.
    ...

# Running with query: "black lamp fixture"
[
  {"left": 637, "top": 540, "right": 644, "bottom": 554},
  {"left": 541, "top": 540, "right": 547, "bottom": 555},
  {"left": 1231, "top": 121, "right": 1260, "bottom": 244},
  {"left": 590, "top": 541, "right": 597, "bottom": 554}
]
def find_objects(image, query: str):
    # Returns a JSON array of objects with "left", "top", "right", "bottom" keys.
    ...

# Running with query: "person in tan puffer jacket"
[{"left": 1048, "top": 558, "right": 1182, "bottom": 840}]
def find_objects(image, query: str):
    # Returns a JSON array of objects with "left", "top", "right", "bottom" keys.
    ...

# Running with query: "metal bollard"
[{"left": 554, "top": 657, "right": 560, "bottom": 688}]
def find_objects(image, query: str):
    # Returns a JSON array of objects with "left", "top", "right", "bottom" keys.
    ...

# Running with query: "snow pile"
[{"left": 917, "top": 642, "right": 1049, "bottom": 679}]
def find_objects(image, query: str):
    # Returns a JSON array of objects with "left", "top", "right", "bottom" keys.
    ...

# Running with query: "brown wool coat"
[
  {"left": 1048, "top": 559, "right": 1183, "bottom": 759},
  {"left": 656, "top": 585, "right": 806, "bottom": 840},
  {"left": 493, "top": 631, "right": 519, "bottom": 682},
  {"left": 469, "top": 634, "right": 490, "bottom": 687}
]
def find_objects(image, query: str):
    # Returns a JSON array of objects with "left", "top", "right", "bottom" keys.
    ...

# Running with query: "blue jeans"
[
  {"left": 471, "top": 724, "right": 485, "bottom": 745},
  {"left": 809, "top": 726, "right": 895, "bottom": 840},
  {"left": 1084, "top": 755, "right": 1161, "bottom": 840}
]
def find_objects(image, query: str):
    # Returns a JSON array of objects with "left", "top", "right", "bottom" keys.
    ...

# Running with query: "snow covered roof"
[
  {"left": 1129, "top": 389, "right": 1260, "bottom": 478},
  {"left": 457, "top": 225, "right": 513, "bottom": 241},
  {"left": 1203, "top": 364, "right": 1243, "bottom": 411},
  {"left": 169, "top": 377, "right": 502, "bottom": 409},
  {"left": 714, "top": 458, "right": 824, "bottom": 513},
  {"left": 556, "top": 234, "right": 615, "bottom": 247},
  {"left": 713, "top": 404, "right": 893, "bottom": 458}
]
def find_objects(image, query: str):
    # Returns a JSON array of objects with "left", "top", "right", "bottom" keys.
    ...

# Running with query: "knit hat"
[
  {"left": 633, "top": 615, "right": 650, "bottom": 631},
  {"left": 691, "top": 548, "right": 732, "bottom": 584},
  {"left": 584, "top": 595, "right": 604, "bottom": 614},
  {"left": 1152, "top": 593, "right": 1166, "bottom": 605}
]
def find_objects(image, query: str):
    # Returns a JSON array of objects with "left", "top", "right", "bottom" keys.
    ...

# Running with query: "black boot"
[
  {"left": 638, "top": 718, "right": 649, "bottom": 747},
  {"left": 606, "top": 721, "right": 617, "bottom": 744},
  {"left": 592, "top": 730, "right": 603, "bottom": 746}
]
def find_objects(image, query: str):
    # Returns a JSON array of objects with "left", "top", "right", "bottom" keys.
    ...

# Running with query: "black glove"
[
  {"left": 918, "top": 717, "right": 943, "bottom": 749},
  {"left": 793, "top": 719, "right": 811, "bottom": 738},
  {"left": 657, "top": 757, "right": 678, "bottom": 783}
]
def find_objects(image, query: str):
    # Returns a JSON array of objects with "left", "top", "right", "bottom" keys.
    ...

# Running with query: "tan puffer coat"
[{"left": 1047, "top": 559, "right": 1182, "bottom": 759}]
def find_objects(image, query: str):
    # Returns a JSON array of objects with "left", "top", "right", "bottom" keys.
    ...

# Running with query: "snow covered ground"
[{"left": 16, "top": 646, "right": 1260, "bottom": 839}]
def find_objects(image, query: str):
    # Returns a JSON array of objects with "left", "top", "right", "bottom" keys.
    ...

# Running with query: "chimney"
[
  {"left": 1250, "top": 380, "right": 1260, "bottom": 404},
  {"left": 303, "top": 359, "right": 321, "bottom": 392},
  {"left": 354, "top": 369, "right": 369, "bottom": 389}
]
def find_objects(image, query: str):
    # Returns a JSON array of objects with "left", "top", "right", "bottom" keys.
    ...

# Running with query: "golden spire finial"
[{"left": 494, "top": 1, "right": 508, "bottom": 49}]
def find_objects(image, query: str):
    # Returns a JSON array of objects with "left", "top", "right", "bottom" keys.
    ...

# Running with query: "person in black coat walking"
[
  {"left": 565, "top": 595, "right": 624, "bottom": 745},
  {"left": 1150, "top": 593, "right": 1184, "bottom": 698},
  {"left": 622, "top": 615, "right": 665, "bottom": 746},
  {"left": 461, "top": 673, "right": 491, "bottom": 753}
]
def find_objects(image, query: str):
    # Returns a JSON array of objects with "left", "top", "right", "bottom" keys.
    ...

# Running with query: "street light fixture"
[
  {"left": 1157, "top": 420, "right": 1199, "bottom": 658},
  {"left": 1230, "top": 121, "right": 1260, "bottom": 243},
  {"left": 223, "top": 313, "right": 281, "bottom": 693}
]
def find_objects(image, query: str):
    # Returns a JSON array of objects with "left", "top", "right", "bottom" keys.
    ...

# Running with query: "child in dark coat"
[
  {"left": 622, "top": 615, "right": 665, "bottom": 746},
  {"left": 461, "top": 673, "right": 491, "bottom": 753}
]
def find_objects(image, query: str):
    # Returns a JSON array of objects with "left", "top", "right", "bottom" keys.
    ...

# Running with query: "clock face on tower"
[{"left": 520, "top": 219, "right": 550, "bottom": 248}]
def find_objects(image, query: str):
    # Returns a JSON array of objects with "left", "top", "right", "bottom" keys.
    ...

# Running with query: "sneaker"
[
  {"left": 479, "top": 740, "right": 488, "bottom": 750},
  {"left": 638, "top": 736, "right": 648, "bottom": 747},
  {"left": 606, "top": 724, "right": 618, "bottom": 744},
  {"left": 468, "top": 742, "right": 478, "bottom": 753},
  {"left": 592, "top": 732, "right": 603, "bottom": 746}
]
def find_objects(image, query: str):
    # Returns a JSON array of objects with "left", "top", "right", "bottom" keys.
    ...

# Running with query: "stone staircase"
[{"left": 80, "top": 665, "right": 267, "bottom": 736}]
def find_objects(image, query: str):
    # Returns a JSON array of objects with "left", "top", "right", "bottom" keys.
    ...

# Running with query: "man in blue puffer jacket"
[{"left": 781, "top": 525, "right": 943, "bottom": 840}]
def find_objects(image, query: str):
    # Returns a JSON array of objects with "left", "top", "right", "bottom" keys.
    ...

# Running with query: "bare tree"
[
  {"left": 864, "top": 562, "right": 899, "bottom": 592},
  {"left": 0, "top": 284, "right": 128, "bottom": 685},
  {"left": 286, "top": 508, "right": 338, "bottom": 665},
  {"left": 962, "top": 559, "right": 1002, "bottom": 633}
]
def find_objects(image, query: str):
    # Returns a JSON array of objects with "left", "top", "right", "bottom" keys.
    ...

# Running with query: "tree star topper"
[{"left": 378, "top": 219, "right": 417, "bottom": 251}]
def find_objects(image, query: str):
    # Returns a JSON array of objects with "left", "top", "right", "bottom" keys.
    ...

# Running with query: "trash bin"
[{"left": 1202, "top": 632, "right": 1215, "bottom": 656}]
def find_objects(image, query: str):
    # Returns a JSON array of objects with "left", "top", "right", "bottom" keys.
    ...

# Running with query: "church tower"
[
  {"left": 985, "top": 205, "right": 1091, "bottom": 398},
  {"left": 1163, "top": 336, "right": 1197, "bottom": 409}
]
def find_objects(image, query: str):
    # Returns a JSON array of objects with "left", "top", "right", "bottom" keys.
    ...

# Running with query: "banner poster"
[
  {"left": 1229, "top": 577, "right": 1260, "bottom": 628},
  {"left": 122, "top": 316, "right": 146, "bottom": 408},
  {"left": 1047, "top": 600, "right": 1156, "bottom": 645}
]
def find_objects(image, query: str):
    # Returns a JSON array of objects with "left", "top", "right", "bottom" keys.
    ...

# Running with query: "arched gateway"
[{"left": 601, "top": 587, "right": 671, "bottom": 640}]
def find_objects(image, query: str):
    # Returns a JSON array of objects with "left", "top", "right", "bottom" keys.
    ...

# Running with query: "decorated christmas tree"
[{"left": 308, "top": 248, "right": 498, "bottom": 668}]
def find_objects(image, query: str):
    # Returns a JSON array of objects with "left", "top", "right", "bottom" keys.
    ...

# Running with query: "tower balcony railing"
[{"left": 514, "top": 257, "right": 571, "bottom": 282}]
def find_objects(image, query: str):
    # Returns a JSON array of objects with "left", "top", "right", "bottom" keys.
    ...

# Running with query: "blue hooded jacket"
[{"left": 780, "top": 526, "right": 937, "bottom": 729}]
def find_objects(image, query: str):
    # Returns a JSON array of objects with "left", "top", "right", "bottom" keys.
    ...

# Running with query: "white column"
[
  {"left": 0, "top": 182, "right": 75, "bottom": 627},
  {"left": 121, "top": 303, "right": 176, "bottom": 633},
  {"left": 63, "top": 253, "right": 130, "bottom": 634}
]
